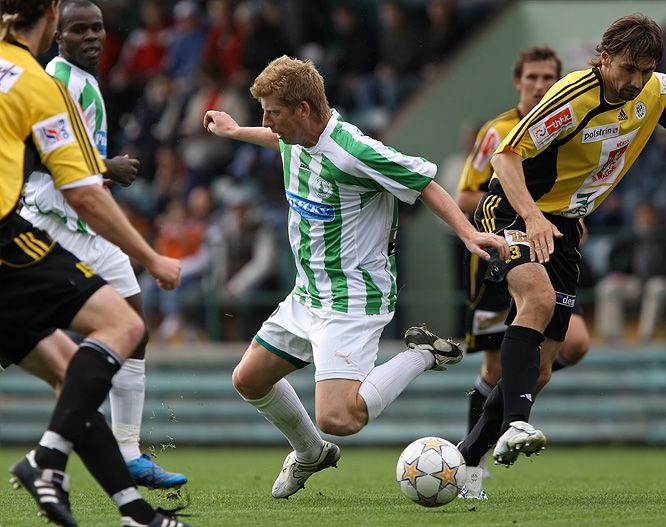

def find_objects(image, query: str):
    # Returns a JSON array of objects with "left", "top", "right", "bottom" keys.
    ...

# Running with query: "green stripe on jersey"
[
  {"left": 359, "top": 267, "right": 382, "bottom": 315},
  {"left": 80, "top": 80, "right": 104, "bottom": 132},
  {"left": 53, "top": 61, "right": 72, "bottom": 86},
  {"left": 330, "top": 125, "right": 431, "bottom": 191},
  {"left": 322, "top": 184, "right": 348, "bottom": 312}
]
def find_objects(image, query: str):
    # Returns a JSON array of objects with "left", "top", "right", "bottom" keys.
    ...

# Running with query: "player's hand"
[
  {"left": 525, "top": 212, "right": 563, "bottom": 263},
  {"left": 147, "top": 255, "right": 182, "bottom": 290},
  {"left": 104, "top": 155, "right": 140, "bottom": 187},
  {"left": 204, "top": 110, "right": 240, "bottom": 138},
  {"left": 463, "top": 232, "right": 510, "bottom": 262}
]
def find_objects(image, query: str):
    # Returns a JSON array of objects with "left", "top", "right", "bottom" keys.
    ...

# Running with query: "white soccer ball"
[{"left": 396, "top": 436, "right": 466, "bottom": 507}]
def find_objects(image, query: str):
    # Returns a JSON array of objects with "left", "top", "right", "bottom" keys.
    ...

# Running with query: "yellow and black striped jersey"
[
  {"left": 491, "top": 68, "right": 666, "bottom": 218},
  {"left": 458, "top": 107, "right": 521, "bottom": 193},
  {"left": 0, "top": 40, "right": 105, "bottom": 223}
]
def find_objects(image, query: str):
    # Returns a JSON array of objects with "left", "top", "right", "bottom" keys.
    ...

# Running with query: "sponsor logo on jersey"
[
  {"left": 313, "top": 176, "right": 334, "bottom": 199},
  {"left": 618, "top": 109, "right": 628, "bottom": 121},
  {"left": 299, "top": 161, "right": 310, "bottom": 171},
  {"left": 592, "top": 143, "right": 629, "bottom": 183},
  {"left": 286, "top": 191, "right": 335, "bottom": 221},
  {"left": 0, "top": 58, "right": 24, "bottom": 93},
  {"left": 634, "top": 102, "right": 646, "bottom": 120},
  {"left": 555, "top": 291, "right": 576, "bottom": 308},
  {"left": 32, "top": 113, "right": 75, "bottom": 154},
  {"left": 528, "top": 104, "right": 576, "bottom": 149},
  {"left": 581, "top": 123, "right": 620, "bottom": 143},
  {"left": 95, "top": 130, "right": 107, "bottom": 157},
  {"left": 504, "top": 229, "right": 530, "bottom": 246},
  {"left": 472, "top": 127, "right": 500, "bottom": 171}
]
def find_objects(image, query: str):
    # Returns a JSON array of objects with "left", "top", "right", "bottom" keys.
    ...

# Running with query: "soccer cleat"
[
  {"left": 271, "top": 441, "right": 341, "bottom": 498},
  {"left": 120, "top": 511, "right": 192, "bottom": 527},
  {"left": 127, "top": 454, "right": 188, "bottom": 489},
  {"left": 458, "top": 466, "right": 488, "bottom": 500},
  {"left": 404, "top": 324, "right": 463, "bottom": 371},
  {"left": 493, "top": 420, "right": 546, "bottom": 466},
  {"left": 9, "top": 450, "right": 78, "bottom": 526}
]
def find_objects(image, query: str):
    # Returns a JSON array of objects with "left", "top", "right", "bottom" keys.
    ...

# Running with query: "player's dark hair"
[
  {"left": 0, "top": 0, "right": 55, "bottom": 41},
  {"left": 513, "top": 45, "right": 562, "bottom": 79},
  {"left": 590, "top": 14, "right": 663, "bottom": 68},
  {"left": 58, "top": 0, "right": 98, "bottom": 31}
]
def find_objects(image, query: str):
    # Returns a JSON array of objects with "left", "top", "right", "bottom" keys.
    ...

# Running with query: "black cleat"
[
  {"left": 404, "top": 324, "right": 463, "bottom": 371},
  {"left": 9, "top": 450, "right": 78, "bottom": 526}
]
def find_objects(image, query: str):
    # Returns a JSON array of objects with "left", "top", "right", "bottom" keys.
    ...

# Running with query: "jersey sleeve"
[
  {"left": 331, "top": 122, "right": 436, "bottom": 204},
  {"left": 458, "top": 122, "right": 500, "bottom": 193},
  {"left": 29, "top": 76, "right": 106, "bottom": 189}
]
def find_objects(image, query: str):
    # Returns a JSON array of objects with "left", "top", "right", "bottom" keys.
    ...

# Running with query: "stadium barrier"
[{"left": 1, "top": 342, "right": 664, "bottom": 446}]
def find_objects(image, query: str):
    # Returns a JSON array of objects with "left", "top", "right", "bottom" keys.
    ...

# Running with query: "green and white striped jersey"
[
  {"left": 284, "top": 110, "right": 436, "bottom": 315},
  {"left": 22, "top": 56, "right": 106, "bottom": 235}
]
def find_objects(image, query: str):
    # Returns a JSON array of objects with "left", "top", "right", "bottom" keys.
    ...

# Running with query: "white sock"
[
  {"left": 110, "top": 358, "right": 145, "bottom": 462},
  {"left": 243, "top": 378, "right": 324, "bottom": 463},
  {"left": 358, "top": 348, "right": 433, "bottom": 422},
  {"left": 39, "top": 430, "right": 73, "bottom": 456}
]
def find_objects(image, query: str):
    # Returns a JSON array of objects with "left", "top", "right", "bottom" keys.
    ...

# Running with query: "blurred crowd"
[
  {"left": 36, "top": 0, "right": 502, "bottom": 341},
  {"left": 37, "top": 0, "right": 666, "bottom": 343}
]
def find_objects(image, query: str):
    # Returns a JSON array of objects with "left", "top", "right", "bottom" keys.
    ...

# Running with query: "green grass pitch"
[{"left": 0, "top": 446, "right": 664, "bottom": 526}]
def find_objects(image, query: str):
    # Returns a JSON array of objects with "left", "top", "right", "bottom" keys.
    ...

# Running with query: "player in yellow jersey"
[
  {"left": 456, "top": 46, "right": 590, "bottom": 496},
  {"left": 0, "top": 1, "right": 186, "bottom": 526},
  {"left": 457, "top": 14, "right": 665, "bottom": 474}
]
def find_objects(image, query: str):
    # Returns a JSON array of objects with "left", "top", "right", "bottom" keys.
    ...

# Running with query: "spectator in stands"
[
  {"left": 422, "top": 0, "right": 461, "bottom": 76},
  {"left": 178, "top": 63, "right": 250, "bottom": 183},
  {"left": 201, "top": 0, "right": 243, "bottom": 81},
  {"left": 327, "top": 3, "right": 379, "bottom": 118},
  {"left": 164, "top": 0, "right": 208, "bottom": 88},
  {"left": 374, "top": 0, "right": 423, "bottom": 113},
  {"left": 595, "top": 201, "right": 666, "bottom": 343}
]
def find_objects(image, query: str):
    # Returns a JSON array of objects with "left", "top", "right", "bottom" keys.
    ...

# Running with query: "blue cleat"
[{"left": 127, "top": 454, "right": 188, "bottom": 489}]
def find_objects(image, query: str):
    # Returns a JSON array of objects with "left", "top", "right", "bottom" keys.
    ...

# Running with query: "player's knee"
[
  {"left": 561, "top": 332, "right": 590, "bottom": 365},
  {"left": 526, "top": 290, "right": 556, "bottom": 323},
  {"left": 232, "top": 365, "right": 268, "bottom": 400},
  {"left": 317, "top": 410, "right": 364, "bottom": 436}
]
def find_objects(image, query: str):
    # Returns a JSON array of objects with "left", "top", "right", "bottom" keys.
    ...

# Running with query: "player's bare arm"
[
  {"left": 62, "top": 184, "right": 181, "bottom": 289},
  {"left": 204, "top": 110, "right": 280, "bottom": 151},
  {"left": 456, "top": 190, "right": 485, "bottom": 215},
  {"left": 104, "top": 154, "right": 140, "bottom": 187},
  {"left": 420, "top": 181, "right": 509, "bottom": 261},
  {"left": 491, "top": 150, "right": 562, "bottom": 263}
]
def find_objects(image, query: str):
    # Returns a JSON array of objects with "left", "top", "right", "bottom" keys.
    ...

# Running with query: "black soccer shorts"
[
  {"left": 473, "top": 192, "right": 582, "bottom": 342},
  {"left": 0, "top": 221, "right": 106, "bottom": 367}
]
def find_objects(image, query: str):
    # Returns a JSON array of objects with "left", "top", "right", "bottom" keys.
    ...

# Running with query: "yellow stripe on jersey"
[
  {"left": 52, "top": 78, "right": 103, "bottom": 175},
  {"left": 506, "top": 71, "right": 599, "bottom": 150},
  {"left": 481, "top": 194, "right": 501, "bottom": 233}
]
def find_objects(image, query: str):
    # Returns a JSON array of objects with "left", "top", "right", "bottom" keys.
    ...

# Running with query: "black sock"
[
  {"left": 39, "top": 341, "right": 121, "bottom": 464},
  {"left": 499, "top": 326, "right": 543, "bottom": 431},
  {"left": 34, "top": 447, "right": 69, "bottom": 472},
  {"left": 467, "top": 389, "right": 487, "bottom": 434},
  {"left": 459, "top": 382, "right": 504, "bottom": 466}
]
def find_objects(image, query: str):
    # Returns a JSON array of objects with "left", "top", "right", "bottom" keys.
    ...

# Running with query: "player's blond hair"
[
  {"left": 0, "top": 0, "right": 54, "bottom": 41},
  {"left": 590, "top": 13, "right": 663, "bottom": 67},
  {"left": 250, "top": 55, "right": 331, "bottom": 123}
]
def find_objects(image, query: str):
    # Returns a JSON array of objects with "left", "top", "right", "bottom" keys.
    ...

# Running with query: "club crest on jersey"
[
  {"left": 313, "top": 176, "right": 334, "bottom": 199},
  {"left": 528, "top": 104, "right": 576, "bottom": 149},
  {"left": 634, "top": 102, "right": 646, "bottom": 120},
  {"left": 286, "top": 191, "right": 335, "bottom": 221},
  {"left": 0, "top": 58, "right": 24, "bottom": 93},
  {"left": 581, "top": 123, "right": 620, "bottom": 143},
  {"left": 32, "top": 113, "right": 75, "bottom": 154}
]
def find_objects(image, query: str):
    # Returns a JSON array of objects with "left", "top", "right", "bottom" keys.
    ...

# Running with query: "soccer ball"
[{"left": 396, "top": 436, "right": 466, "bottom": 507}]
